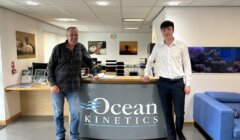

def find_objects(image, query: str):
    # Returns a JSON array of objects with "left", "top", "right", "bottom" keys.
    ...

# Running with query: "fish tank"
[{"left": 188, "top": 47, "right": 240, "bottom": 73}]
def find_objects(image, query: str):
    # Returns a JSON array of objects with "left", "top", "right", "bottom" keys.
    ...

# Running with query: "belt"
[{"left": 159, "top": 76, "right": 183, "bottom": 83}]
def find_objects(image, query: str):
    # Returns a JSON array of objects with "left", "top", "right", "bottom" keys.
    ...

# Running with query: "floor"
[
  {"left": 0, "top": 125, "right": 5, "bottom": 130},
  {"left": 0, "top": 116, "right": 206, "bottom": 140}
]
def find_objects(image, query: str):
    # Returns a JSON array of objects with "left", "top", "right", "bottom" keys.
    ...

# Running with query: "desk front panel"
[{"left": 79, "top": 83, "right": 167, "bottom": 140}]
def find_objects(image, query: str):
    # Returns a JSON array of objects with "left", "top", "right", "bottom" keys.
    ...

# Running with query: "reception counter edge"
[{"left": 5, "top": 76, "right": 159, "bottom": 92}]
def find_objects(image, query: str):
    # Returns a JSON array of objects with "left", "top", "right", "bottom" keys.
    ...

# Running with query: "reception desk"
[{"left": 5, "top": 76, "right": 167, "bottom": 139}]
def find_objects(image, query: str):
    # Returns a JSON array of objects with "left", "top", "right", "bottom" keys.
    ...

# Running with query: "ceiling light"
[
  {"left": 25, "top": 0, "right": 39, "bottom": 6},
  {"left": 124, "top": 27, "right": 139, "bottom": 30},
  {"left": 96, "top": 1, "right": 110, "bottom": 6},
  {"left": 167, "top": 1, "right": 182, "bottom": 6},
  {"left": 55, "top": 18, "right": 78, "bottom": 22},
  {"left": 123, "top": 18, "right": 144, "bottom": 22}
]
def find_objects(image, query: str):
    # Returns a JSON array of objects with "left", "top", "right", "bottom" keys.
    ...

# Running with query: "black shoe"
[
  {"left": 177, "top": 132, "right": 186, "bottom": 140},
  {"left": 58, "top": 138, "right": 65, "bottom": 140}
]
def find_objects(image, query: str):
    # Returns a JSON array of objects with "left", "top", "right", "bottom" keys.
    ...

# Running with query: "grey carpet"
[{"left": 0, "top": 125, "right": 6, "bottom": 130}]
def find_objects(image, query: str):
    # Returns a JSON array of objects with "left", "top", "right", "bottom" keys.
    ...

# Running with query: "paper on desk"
[
  {"left": 7, "top": 83, "right": 33, "bottom": 88},
  {"left": 97, "top": 73, "right": 116, "bottom": 79},
  {"left": 19, "top": 84, "right": 33, "bottom": 88}
]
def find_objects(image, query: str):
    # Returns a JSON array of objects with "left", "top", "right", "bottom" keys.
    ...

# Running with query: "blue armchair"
[{"left": 194, "top": 92, "right": 240, "bottom": 140}]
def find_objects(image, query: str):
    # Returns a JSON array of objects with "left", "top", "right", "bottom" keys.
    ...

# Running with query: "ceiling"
[{"left": 0, "top": 0, "right": 239, "bottom": 33}]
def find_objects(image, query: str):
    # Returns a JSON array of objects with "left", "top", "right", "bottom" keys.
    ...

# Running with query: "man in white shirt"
[{"left": 144, "top": 20, "right": 192, "bottom": 140}]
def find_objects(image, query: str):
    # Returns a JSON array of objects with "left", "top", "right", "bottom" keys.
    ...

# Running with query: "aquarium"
[{"left": 188, "top": 47, "right": 240, "bottom": 73}]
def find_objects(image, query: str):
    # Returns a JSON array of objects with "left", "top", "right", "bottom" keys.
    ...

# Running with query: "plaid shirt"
[{"left": 47, "top": 40, "right": 94, "bottom": 91}]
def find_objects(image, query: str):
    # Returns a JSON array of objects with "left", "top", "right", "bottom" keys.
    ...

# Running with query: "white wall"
[
  {"left": 0, "top": 10, "right": 5, "bottom": 120},
  {"left": 78, "top": 32, "right": 151, "bottom": 64},
  {"left": 43, "top": 32, "right": 151, "bottom": 65},
  {"left": 43, "top": 32, "right": 151, "bottom": 75},
  {"left": 152, "top": 7, "right": 240, "bottom": 122},
  {"left": 0, "top": 7, "right": 66, "bottom": 121},
  {"left": 152, "top": 8, "right": 165, "bottom": 43},
  {"left": 43, "top": 32, "right": 65, "bottom": 63}
]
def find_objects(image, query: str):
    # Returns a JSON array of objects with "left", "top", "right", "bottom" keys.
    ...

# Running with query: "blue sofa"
[{"left": 194, "top": 91, "right": 240, "bottom": 140}]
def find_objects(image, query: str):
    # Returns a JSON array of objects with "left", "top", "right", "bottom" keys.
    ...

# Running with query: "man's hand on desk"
[
  {"left": 143, "top": 75, "right": 150, "bottom": 82},
  {"left": 93, "top": 76, "right": 100, "bottom": 81},
  {"left": 51, "top": 85, "right": 60, "bottom": 94}
]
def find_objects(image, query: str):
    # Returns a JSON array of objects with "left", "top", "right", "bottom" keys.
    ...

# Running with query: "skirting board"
[
  {"left": 184, "top": 122, "right": 194, "bottom": 126},
  {"left": 0, "top": 112, "right": 21, "bottom": 125},
  {"left": 0, "top": 113, "right": 193, "bottom": 126}
]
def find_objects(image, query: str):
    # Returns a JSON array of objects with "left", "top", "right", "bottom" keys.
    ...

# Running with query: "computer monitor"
[
  {"left": 147, "top": 43, "right": 155, "bottom": 56},
  {"left": 32, "top": 62, "right": 48, "bottom": 75}
]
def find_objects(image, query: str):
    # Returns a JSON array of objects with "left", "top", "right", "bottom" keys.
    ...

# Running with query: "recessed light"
[
  {"left": 25, "top": 0, "right": 39, "bottom": 6},
  {"left": 55, "top": 18, "right": 78, "bottom": 22},
  {"left": 167, "top": 1, "right": 182, "bottom": 6},
  {"left": 123, "top": 18, "right": 144, "bottom": 22},
  {"left": 124, "top": 27, "right": 139, "bottom": 30},
  {"left": 96, "top": 1, "right": 110, "bottom": 6}
]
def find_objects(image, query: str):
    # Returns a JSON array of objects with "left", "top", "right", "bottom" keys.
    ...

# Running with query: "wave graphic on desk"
[{"left": 80, "top": 100, "right": 101, "bottom": 111}]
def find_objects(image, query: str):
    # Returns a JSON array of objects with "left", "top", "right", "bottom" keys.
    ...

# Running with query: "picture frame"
[
  {"left": 16, "top": 31, "right": 36, "bottom": 59},
  {"left": 33, "top": 69, "right": 46, "bottom": 83},
  {"left": 88, "top": 41, "right": 107, "bottom": 55},
  {"left": 20, "top": 70, "right": 33, "bottom": 84},
  {"left": 119, "top": 41, "right": 138, "bottom": 55}
]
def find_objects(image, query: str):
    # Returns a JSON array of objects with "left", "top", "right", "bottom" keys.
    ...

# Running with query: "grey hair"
[{"left": 66, "top": 26, "right": 78, "bottom": 32}]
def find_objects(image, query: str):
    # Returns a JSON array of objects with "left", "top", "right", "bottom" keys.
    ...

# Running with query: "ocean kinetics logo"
[
  {"left": 80, "top": 97, "right": 159, "bottom": 127},
  {"left": 80, "top": 100, "right": 100, "bottom": 111}
]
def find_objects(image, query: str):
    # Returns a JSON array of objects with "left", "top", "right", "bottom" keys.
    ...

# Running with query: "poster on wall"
[
  {"left": 119, "top": 41, "right": 138, "bottom": 55},
  {"left": 88, "top": 41, "right": 106, "bottom": 55},
  {"left": 16, "top": 31, "right": 36, "bottom": 59},
  {"left": 188, "top": 47, "right": 240, "bottom": 73}
]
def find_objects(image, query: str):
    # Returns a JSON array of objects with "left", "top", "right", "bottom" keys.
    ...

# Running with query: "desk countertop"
[
  {"left": 5, "top": 76, "right": 158, "bottom": 91},
  {"left": 83, "top": 76, "right": 158, "bottom": 84}
]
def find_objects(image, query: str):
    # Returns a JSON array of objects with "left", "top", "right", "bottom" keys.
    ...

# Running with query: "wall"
[
  {"left": 43, "top": 32, "right": 65, "bottom": 63},
  {"left": 0, "top": 7, "right": 66, "bottom": 121},
  {"left": 152, "top": 7, "right": 240, "bottom": 122},
  {"left": 78, "top": 32, "right": 151, "bottom": 65},
  {"left": 0, "top": 10, "right": 5, "bottom": 120},
  {"left": 43, "top": 32, "right": 151, "bottom": 75},
  {"left": 152, "top": 8, "right": 165, "bottom": 43}
]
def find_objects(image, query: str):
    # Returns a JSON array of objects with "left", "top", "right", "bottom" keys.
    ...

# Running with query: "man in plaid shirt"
[{"left": 47, "top": 27, "right": 98, "bottom": 140}]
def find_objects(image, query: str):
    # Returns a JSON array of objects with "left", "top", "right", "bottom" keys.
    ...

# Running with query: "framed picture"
[
  {"left": 20, "top": 70, "right": 33, "bottom": 84},
  {"left": 189, "top": 47, "right": 240, "bottom": 73},
  {"left": 16, "top": 31, "right": 36, "bottom": 59},
  {"left": 33, "top": 69, "right": 46, "bottom": 83},
  {"left": 88, "top": 41, "right": 106, "bottom": 55},
  {"left": 119, "top": 41, "right": 138, "bottom": 55}
]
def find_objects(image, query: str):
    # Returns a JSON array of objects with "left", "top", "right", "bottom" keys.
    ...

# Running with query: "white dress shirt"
[{"left": 145, "top": 39, "right": 192, "bottom": 86}]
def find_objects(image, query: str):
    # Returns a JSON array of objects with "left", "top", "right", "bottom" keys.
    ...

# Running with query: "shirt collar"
[
  {"left": 64, "top": 40, "right": 79, "bottom": 52},
  {"left": 160, "top": 38, "right": 177, "bottom": 47}
]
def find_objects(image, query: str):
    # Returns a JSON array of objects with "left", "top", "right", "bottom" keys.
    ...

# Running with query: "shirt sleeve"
[
  {"left": 47, "top": 46, "right": 58, "bottom": 86},
  {"left": 182, "top": 44, "right": 192, "bottom": 86},
  {"left": 81, "top": 44, "right": 96, "bottom": 75},
  {"left": 144, "top": 44, "right": 157, "bottom": 76}
]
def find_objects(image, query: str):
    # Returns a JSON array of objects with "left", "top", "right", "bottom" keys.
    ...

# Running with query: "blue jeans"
[{"left": 52, "top": 90, "right": 80, "bottom": 140}]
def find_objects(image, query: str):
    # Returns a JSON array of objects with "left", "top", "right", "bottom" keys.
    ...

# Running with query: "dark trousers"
[{"left": 157, "top": 77, "right": 185, "bottom": 140}]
